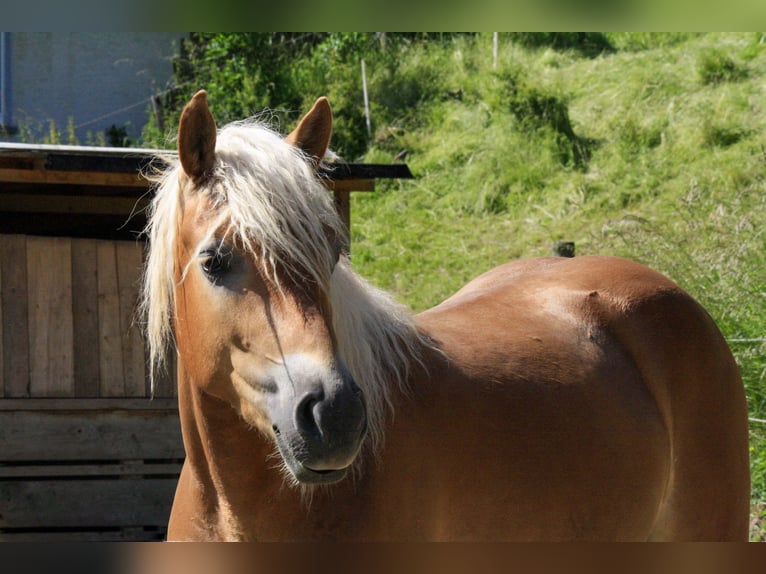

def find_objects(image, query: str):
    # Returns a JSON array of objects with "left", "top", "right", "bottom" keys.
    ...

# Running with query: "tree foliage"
[
  {"left": 144, "top": 32, "right": 373, "bottom": 156},
  {"left": 143, "top": 33, "right": 487, "bottom": 158},
  {"left": 140, "top": 33, "right": 629, "bottom": 158}
]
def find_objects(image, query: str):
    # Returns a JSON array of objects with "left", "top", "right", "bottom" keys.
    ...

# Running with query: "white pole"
[
  {"left": 0, "top": 33, "right": 8, "bottom": 127},
  {"left": 361, "top": 59, "right": 371, "bottom": 139},
  {"left": 493, "top": 32, "right": 498, "bottom": 70}
]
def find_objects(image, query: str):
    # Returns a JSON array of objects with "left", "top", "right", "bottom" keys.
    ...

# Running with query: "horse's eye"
[{"left": 201, "top": 248, "right": 233, "bottom": 279}]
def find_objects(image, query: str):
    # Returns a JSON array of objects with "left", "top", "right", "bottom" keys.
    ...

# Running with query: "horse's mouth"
[
  {"left": 272, "top": 426, "right": 352, "bottom": 485},
  {"left": 293, "top": 462, "right": 349, "bottom": 484}
]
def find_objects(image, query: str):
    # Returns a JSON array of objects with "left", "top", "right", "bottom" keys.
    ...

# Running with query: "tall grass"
[{"left": 350, "top": 33, "right": 766, "bottom": 537}]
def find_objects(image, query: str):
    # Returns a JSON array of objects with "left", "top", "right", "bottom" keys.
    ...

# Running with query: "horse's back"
[{"left": 412, "top": 255, "right": 749, "bottom": 540}]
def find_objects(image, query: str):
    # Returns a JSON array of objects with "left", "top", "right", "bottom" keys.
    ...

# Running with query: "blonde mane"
[{"left": 142, "top": 119, "right": 426, "bottom": 453}]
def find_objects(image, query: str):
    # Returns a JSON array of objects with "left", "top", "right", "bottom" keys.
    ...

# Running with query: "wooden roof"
[{"left": 0, "top": 143, "right": 412, "bottom": 241}]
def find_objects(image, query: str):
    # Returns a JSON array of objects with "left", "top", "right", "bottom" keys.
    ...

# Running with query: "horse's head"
[{"left": 147, "top": 91, "right": 367, "bottom": 485}]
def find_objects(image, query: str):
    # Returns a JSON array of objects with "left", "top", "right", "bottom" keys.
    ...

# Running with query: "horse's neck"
[
  {"left": 173, "top": 363, "right": 283, "bottom": 540},
  {"left": 169, "top": 338, "right": 441, "bottom": 541}
]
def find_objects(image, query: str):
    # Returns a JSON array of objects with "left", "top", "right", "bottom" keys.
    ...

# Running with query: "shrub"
[
  {"left": 496, "top": 70, "right": 593, "bottom": 168},
  {"left": 698, "top": 49, "right": 748, "bottom": 85},
  {"left": 508, "top": 33, "right": 614, "bottom": 58}
]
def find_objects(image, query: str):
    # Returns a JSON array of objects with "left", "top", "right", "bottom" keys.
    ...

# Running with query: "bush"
[
  {"left": 496, "top": 69, "right": 593, "bottom": 168},
  {"left": 698, "top": 49, "right": 748, "bottom": 85},
  {"left": 606, "top": 32, "right": 701, "bottom": 52},
  {"left": 508, "top": 32, "right": 614, "bottom": 58}
]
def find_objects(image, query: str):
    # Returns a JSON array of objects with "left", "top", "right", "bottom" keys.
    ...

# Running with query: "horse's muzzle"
[{"left": 267, "top": 355, "right": 367, "bottom": 485}]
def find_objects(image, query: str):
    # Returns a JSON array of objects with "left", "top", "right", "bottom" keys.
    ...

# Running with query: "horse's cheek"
[{"left": 176, "top": 281, "right": 236, "bottom": 397}]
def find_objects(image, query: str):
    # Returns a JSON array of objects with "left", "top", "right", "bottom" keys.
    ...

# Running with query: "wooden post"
[
  {"left": 334, "top": 190, "right": 351, "bottom": 253},
  {"left": 327, "top": 177, "right": 375, "bottom": 254}
]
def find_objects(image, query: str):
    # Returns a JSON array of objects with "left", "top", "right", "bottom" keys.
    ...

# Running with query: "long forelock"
[{"left": 213, "top": 121, "right": 341, "bottom": 286}]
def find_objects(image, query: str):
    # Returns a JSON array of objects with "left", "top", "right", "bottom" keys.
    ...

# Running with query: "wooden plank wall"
[
  {"left": 0, "top": 234, "right": 175, "bottom": 398},
  {"left": 0, "top": 233, "right": 180, "bottom": 540},
  {"left": 0, "top": 399, "right": 183, "bottom": 541}
]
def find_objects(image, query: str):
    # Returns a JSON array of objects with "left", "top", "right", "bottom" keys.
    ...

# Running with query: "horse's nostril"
[{"left": 294, "top": 392, "right": 322, "bottom": 438}]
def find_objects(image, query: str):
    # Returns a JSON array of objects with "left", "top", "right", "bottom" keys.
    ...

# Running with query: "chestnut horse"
[{"left": 143, "top": 90, "right": 750, "bottom": 541}]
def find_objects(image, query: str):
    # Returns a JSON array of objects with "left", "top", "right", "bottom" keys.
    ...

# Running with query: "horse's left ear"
[
  {"left": 285, "top": 97, "right": 332, "bottom": 166},
  {"left": 178, "top": 90, "right": 217, "bottom": 180}
]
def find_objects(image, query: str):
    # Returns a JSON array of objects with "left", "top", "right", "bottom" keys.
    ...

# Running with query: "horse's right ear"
[{"left": 178, "top": 90, "right": 217, "bottom": 180}]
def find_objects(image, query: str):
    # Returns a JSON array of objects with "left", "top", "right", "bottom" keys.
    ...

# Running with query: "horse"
[{"left": 142, "top": 90, "right": 750, "bottom": 541}]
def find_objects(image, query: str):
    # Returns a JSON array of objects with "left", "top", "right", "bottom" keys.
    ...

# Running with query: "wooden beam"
[
  {"left": 0, "top": 193, "right": 149, "bottom": 215},
  {"left": 319, "top": 162, "right": 413, "bottom": 181},
  {"left": 0, "top": 144, "right": 413, "bottom": 243},
  {"left": 325, "top": 178, "right": 375, "bottom": 192},
  {"left": 0, "top": 397, "right": 178, "bottom": 410},
  {"left": 0, "top": 478, "right": 177, "bottom": 529},
  {"left": 0, "top": 213, "right": 147, "bottom": 242},
  {"left": 0, "top": 407, "right": 182, "bottom": 461},
  {"left": 0, "top": 461, "right": 182, "bottom": 479},
  {"left": 0, "top": 529, "right": 167, "bottom": 541},
  {"left": 0, "top": 167, "right": 148, "bottom": 188}
]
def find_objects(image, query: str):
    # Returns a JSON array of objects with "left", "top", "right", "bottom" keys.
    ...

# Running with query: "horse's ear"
[
  {"left": 178, "top": 90, "right": 217, "bottom": 180},
  {"left": 285, "top": 97, "right": 332, "bottom": 166}
]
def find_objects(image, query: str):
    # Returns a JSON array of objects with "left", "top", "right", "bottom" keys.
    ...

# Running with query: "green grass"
[{"left": 348, "top": 32, "right": 766, "bottom": 538}]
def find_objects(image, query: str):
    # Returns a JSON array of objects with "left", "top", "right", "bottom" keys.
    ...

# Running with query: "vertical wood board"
[
  {"left": 116, "top": 241, "right": 146, "bottom": 397},
  {"left": 1, "top": 235, "right": 30, "bottom": 397},
  {"left": 71, "top": 239, "right": 100, "bottom": 397},
  {"left": 26, "top": 237, "right": 74, "bottom": 397},
  {"left": 97, "top": 241, "right": 125, "bottom": 396}
]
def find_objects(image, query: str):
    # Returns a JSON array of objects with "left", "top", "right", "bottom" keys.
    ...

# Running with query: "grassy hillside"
[{"left": 346, "top": 33, "right": 766, "bottom": 537}]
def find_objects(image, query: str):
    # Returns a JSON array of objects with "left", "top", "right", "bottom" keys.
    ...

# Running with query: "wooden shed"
[{"left": 0, "top": 142, "right": 411, "bottom": 540}]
